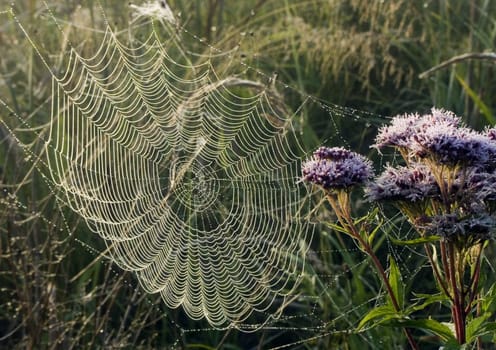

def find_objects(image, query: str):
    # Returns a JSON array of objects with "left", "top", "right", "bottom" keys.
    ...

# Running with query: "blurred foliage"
[{"left": 0, "top": 0, "right": 495, "bottom": 348}]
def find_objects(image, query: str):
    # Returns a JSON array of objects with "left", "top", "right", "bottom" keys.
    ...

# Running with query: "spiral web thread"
[{"left": 47, "top": 24, "right": 314, "bottom": 327}]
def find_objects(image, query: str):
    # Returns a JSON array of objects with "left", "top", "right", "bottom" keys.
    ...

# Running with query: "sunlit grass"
[{"left": 0, "top": 0, "right": 494, "bottom": 348}]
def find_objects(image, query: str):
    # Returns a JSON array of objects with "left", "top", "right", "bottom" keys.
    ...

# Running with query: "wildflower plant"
[{"left": 302, "top": 108, "right": 496, "bottom": 348}]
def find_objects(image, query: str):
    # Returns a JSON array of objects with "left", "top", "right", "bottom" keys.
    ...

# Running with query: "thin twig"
[{"left": 419, "top": 52, "right": 496, "bottom": 79}]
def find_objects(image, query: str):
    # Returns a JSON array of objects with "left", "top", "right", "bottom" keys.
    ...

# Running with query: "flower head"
[
  {"left": 412, "top": 124, "right": 496, "bottom": 166},
  {"left": 419, "top": 108, "right": 461, "bottom": 129},
  {"left": 421, "top": 214, "right": 494, "bottom": 243},
  {"left": 373, "top": 113, "right": 420, "bottom": 150},
  {"left": 366, "top": 163, "right": 439, "bottom": 202},
  {"left": 465, "top": 169, "right": 496, "bottom": 203},
  {"left": 302, "top": 147, "right": 372, "bottom": 190},
  {"left": 313, "top": 146, "right": 354, "bottom": 161},
  {"left": 373, "top": 108, "right": 461, "bottom": 152}
]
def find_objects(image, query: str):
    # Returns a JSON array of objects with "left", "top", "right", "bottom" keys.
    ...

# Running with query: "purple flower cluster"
[
  {"left": 302, "top": 147, "right": 372, "bottom": 190},
  {"left": 373, "top": 108, "right": 461, "bottom": 151},
  {"left": 421, "top": 214, "right": 495, "bottom": 242},
  {"left": 369, "top": 108, "right": 496, "bottom": 243},
  {"left": 366, "top": 164, "right": 439, "bottom": 202},
  {"left": 374, "top": 108, "right": 496, "bottom": 166},
  {"left": 463, "top": 170, "right": 496, "bottom": 209},
  {"left": 373, "top": 113, "right": 421, "bottom": 150},
  {"left": 412, "top": 123, "right": 496, "bottom": 166},
  {"left": 304, "top": 108, "right": 496, "bottom": 243},
  {"left": 313, "top": 146, "right": 354, "bottom": 161}
]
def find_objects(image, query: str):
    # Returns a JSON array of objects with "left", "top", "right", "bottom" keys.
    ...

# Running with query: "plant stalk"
[
  {"left": 326, "top": 193, "right": 419, "bottom": 350},
  {"left": 423, "top": 243, "right": 452, "bottom": 302},
  {"left": 447, "top": 242, "right": 466, "bottom": 344}
]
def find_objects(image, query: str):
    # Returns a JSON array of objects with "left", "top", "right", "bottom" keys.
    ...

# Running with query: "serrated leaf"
[
  {"left": 352, "top": 208, "right": 378, "bottom": 225},
  {"left": 481, "top": 284, "right": 496, "bottom": 313},
  {"left": 388, "top": 255, "right": 403, "bottom": 309},
  {"left": 390, "top": 235, "right": 440, "bottom": 246},
  {"left": 357, "top": 305, "right": 398, "bottom": 330},
  {"left": 367, "top": 220, "right": 382, "bottom": 246},
  {"left": 467, "top": 318, "right": 496, "bottom": 341},
  {"left": 441, "top": 340, "right": 465, "bottom": 350},
  {"left": 466, "top": 313, "right": 489, "bottom": 341},
  {"left": 386, "top": 319, "right": 456, "bottom": 342},
  {"left": 324, "top": 222, "right": 352, "bottom": 236},
  {"left": 405, "top": 293, "right": 449, "bottom": 314},
  {"left": 353, "top": 213, "right": 370, "bottom": 226}
]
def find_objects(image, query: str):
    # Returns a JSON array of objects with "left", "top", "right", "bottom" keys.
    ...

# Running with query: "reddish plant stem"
[
  {"left": 326, "top": 194, "right": 419, "bottom": 350},
  {"left": 440, "top": 241, "right": 451, "bottom": 286},
  {"left": 465, "top": 249, "right": 482, "bottom": 314},
  {"left": 423, "top": 243, "right": 452, "bottom": 302},
  {"left": 447, "top": 243, "right": 466, "bottom": 344},
  {"left": 347, "top": 220, "right": 419, "bottom": 350}
]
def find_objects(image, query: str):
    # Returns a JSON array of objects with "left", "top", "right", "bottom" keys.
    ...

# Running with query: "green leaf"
[
  {"left": 441, "top": 340, "right": 465, "bottom": 350},
  {"left": 353, "top": 213, "right": 371, "bottom": 226},
  {"left": 467, "top": 317, "right": 496, "bottom": 341},
  {"left": 324, "top": 222, "right": 352, "bottom": 236},
  {"left": 481, "top": 284, "right": 496, "bottom": 314},
  {"left": 390, "top": 235, "right": 440, "bottom": 246},
  {"left": 388, "top": 255, "right": 403, "bottom": 309},
  {"left": 405, "top": 293, "right": 449, "bottom": 314},
  {"left": 357, "top": 305, "right": 398, "bottom": 330},
  {"left": 353, "top": 208, "right": 379, "bottom": 225},
  {"left": 386, "top": 319, "right": 456, "bottom": 342},
  {"left": 467, "top": 313, "right": 489, "bottom": 341},
  {"left": 367, "top": 220, "right": 382, "bottom": 247}
]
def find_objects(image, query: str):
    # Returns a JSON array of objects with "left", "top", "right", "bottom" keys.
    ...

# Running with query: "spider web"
[
  {"left": 0, "top": 1, "right": 427, "bottom": 348},
  {"left": 47, "top": 23, "right": 314, "bottom": 327}
]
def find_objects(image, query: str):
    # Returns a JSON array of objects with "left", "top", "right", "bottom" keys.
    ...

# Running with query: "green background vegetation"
[{"left": 0, "top": 0, "right": 495, "bottom": 348}]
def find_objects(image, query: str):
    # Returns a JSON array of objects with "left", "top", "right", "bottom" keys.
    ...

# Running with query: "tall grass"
[{"left": 0, "top": 0, "right": 495, "bottom": 348}]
